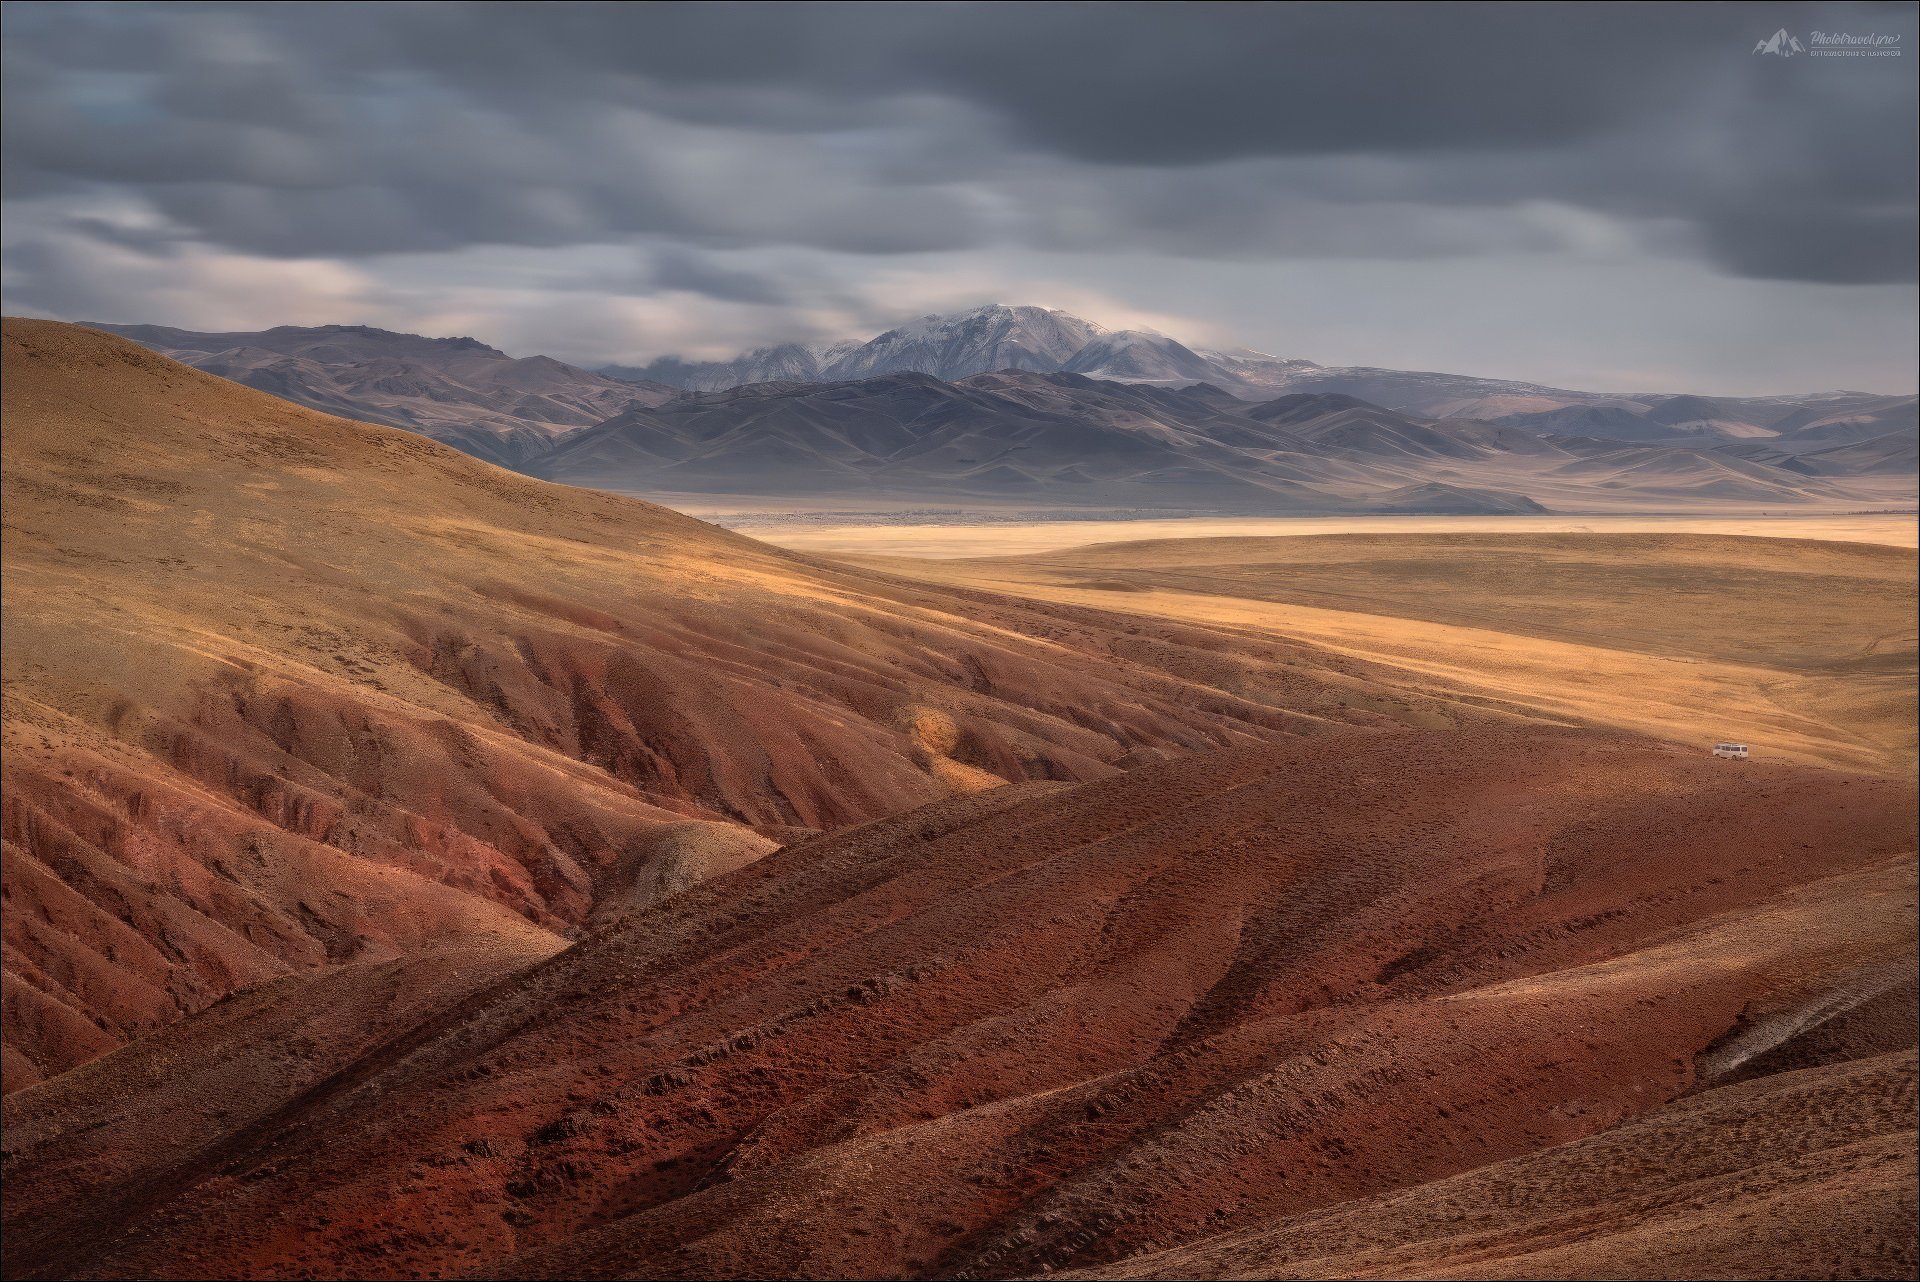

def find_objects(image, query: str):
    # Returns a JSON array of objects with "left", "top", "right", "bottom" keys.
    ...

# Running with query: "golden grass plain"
[
  {"left": 754, "top": 512, "right": 1919, "bottom": 559},
  {"left": 824, "top": 529, "right": 1918, "bottom": 775}
]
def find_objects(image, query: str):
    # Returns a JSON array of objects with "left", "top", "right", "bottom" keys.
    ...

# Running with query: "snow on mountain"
[
  {"left": 607, "top": 304, "right": 1306, "bottom": 394},
  {"left": 1191, "top": 349, "right": 1321, "bottom": 391},
  {"left": 820, "top": 305, "right": 1107, "bottom": 381},
  {"left": 1062, "top": 329, "right": 1222, "bottom": 384},
  {"left": 602, "top": 305, "right": 1694, "bottom": 412}
]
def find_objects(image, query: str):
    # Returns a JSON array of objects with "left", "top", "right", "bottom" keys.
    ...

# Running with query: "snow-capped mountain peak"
[
  {"left": 608, "top": 304, "right": 1306, "bottom": 393},
  {"left": 821, "top": 304, "right": 1108, "bottom": 381},
  {"left": 1062, "top": 329, "right": 1221, "bottom": 385}
]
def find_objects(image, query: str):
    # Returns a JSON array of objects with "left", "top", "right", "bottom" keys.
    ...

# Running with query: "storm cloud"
[{"left": 2, "top": 1, "right": 1915, "bottom": 392}]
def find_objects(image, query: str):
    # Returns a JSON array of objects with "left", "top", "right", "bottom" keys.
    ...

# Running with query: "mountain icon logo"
[{"left": 1753, "top": 28, "right": 1806, "bottom": 56}]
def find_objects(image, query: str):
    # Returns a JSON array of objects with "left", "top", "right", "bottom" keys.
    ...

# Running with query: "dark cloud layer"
[{"left": 1, "top": 2, "right": 1914, "bottom": 389}]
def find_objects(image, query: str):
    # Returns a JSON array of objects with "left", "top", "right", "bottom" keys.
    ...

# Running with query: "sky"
[{"left": 2, "top": 1, "right": 1916, "bottom": 395}]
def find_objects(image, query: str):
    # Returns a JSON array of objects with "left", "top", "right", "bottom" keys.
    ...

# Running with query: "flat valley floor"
[
  {"left": 748, "top": 511, "right": 1919, "bottom": 558},
  {"left": 764, "top": 515, "right": 1919, "bottom": 776}
]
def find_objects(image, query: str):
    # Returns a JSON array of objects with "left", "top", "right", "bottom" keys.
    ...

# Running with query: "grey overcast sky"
[{"left": 3, "top": 1, "right": 1916, "bottom": 394}]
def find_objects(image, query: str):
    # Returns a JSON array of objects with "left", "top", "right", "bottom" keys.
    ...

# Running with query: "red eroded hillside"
[
  {"left": 3, "top": 727, "right": 1910, "bottom": 1279},
  {"left": 1070, "top": 1049, "right": 1918, "bottom": 1280},
  {"left": 2, "top": 319, "right": 1518, "bottom": 1088}
]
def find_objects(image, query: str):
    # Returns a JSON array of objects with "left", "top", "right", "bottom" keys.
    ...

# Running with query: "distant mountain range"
[
  {"left": 89, "top": 308, "right": 1916, "bottom": 514},
  {"left": 597, "top": 302, "right": 1910, "bottom": 424},
  {"left": 603, "top": 304, "right": 1327, "bottom": 398},
  {"left": 88, "top": 322, "right": 678, "bottom": 465},
  {"left": 527, "top": 370, "right": 1910, "bottom": 513}
]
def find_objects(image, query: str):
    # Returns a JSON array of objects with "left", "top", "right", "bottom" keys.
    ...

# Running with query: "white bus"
[{"left": 1712, "top": 742, "right": 1749, "bottom": 760}]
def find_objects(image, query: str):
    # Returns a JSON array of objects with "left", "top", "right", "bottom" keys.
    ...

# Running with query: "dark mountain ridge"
[
  {"left": 89, "top": 314, "right": 1915, "bottom": 512},
  {"left": 88, "top": 321, "right": 678, "bottom": 466},
  {"left": 528, "top": 367, "right": 1891, "bottom": 514}
]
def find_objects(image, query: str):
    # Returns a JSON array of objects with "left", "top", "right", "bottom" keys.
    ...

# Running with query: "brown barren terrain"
[
  {"left": 2, "top": 319, "right": 1915, "bottom": 1281},
  {"left": 0, "top": 319, "right": 1532, "bottom": 1085},
  {"left": 4, "top": 731, "right": 1912, "bottom": 1279},
  {"left": 1071, "top": 1050, "right": 1918, "bottom": 1280}
]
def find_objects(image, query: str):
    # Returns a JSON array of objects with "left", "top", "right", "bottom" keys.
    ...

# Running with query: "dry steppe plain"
[{"left": 820, "top": 527, "right": 1918, "bottom": 775}]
